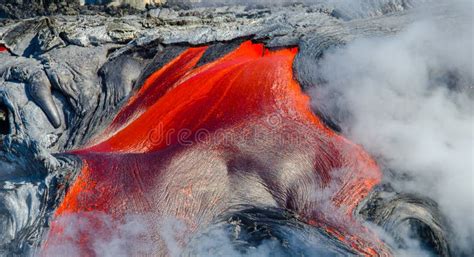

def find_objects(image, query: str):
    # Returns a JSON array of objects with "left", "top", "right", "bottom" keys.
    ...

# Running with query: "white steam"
[
  {"left": 42, "top": 212, "right": 156, "bottom": 257},
  {"left": 310, "top": 5, "right": 473, "bottom": 253},
  {"left": 157, "top": 217, "right": 286, "bottom": 257}
]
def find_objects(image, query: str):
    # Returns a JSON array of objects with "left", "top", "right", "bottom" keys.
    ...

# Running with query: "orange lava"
[{"left": 44, "top": 41, "right": 389, "bottom": 256}]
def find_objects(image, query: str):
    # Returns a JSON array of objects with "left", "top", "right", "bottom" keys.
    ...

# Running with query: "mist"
[
  {"left": 309, "top": 3, "right": 473, "bottom": 254},
  {"left": 42, "top": 212, "right": 157, "bottom": 257}
]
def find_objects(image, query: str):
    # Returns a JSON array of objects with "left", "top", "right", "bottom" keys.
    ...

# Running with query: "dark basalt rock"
[
  {"left": 0, "top": 104, "right": 9, "bottom": 135},
  {"left": 184, "top": 206, "right": 358, "bottom": 257},
  {"left": 0, "top": 0, "right": 80, "bottom": 19},
  {"left": 0, "top": 0, "right": 147, "bottom": 19},
  {"left": 358, "top": 185, "right": 452, "bottom": 257}
]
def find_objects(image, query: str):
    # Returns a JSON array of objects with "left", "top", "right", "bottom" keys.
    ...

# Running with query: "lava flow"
[{"left": 43, "top": 41, "right": 389, "bottom": 256}]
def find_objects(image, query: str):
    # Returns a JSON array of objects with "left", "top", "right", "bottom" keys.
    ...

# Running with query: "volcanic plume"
[{"left": 42, "top": 41, "right": 388, "bottom": 256}]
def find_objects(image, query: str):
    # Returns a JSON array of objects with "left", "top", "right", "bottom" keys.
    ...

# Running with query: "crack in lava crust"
[{"left": 43, "top": 41, "right": 390, "bottom": 256}]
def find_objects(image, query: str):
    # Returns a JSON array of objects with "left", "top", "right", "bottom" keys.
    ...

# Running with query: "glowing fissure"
[{"left": 44, "top": 41, "right": 388, "bottom": 256}]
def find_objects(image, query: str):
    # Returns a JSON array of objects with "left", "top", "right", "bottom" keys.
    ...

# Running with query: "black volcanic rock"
[{"left": 0, "top": 0, "right": 80, "bottom": 19}]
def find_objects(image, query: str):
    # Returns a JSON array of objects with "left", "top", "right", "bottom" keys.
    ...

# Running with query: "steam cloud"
[
  {"left": 43, "top": 212, "right": 157, "bottom": 257},
  {"left": 310, "top": 2, "right": 473, "bottom": 254}
]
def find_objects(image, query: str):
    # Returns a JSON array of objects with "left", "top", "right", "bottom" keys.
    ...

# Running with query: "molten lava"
[
  {"left": 44, "top": 41, "right": 388, "bottom": 256},
  {"left": 0, "top": 44, "right": 7, "bottom": 52}
]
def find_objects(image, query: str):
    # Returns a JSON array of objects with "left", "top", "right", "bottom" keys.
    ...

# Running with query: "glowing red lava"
[
  {"left": 0, "top": 44, "right": 8, "bottom": 52},
  {"left": 44, "top": 41, "right": 389, "bottom": 256}
]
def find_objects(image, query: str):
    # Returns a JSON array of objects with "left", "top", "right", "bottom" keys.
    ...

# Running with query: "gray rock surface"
[{"left": 358, "top": 185, "right": 452, "bottom": 257}]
